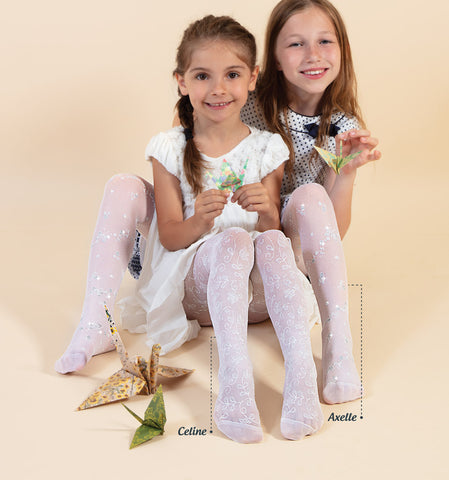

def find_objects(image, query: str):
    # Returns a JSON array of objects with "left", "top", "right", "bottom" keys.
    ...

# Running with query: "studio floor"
[{"left": 1, "top": 172, "right": 447, "bottom": 479}]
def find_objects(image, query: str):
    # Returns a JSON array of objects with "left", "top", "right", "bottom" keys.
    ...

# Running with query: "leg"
[
  {"left": 255, "top": 230, "right": 323, "bottom": 440},
  {"left": 55, "top": 174, "right": 154, "bottom": 374},
  {"left": 184, "top": 254, "right": 270, "bottom": 326},
  {"left": 282, "top": 184, "right": 361, "bottom": 404},
  {"left": 183, "top": 228, "right": 263, "bottom": 443}
]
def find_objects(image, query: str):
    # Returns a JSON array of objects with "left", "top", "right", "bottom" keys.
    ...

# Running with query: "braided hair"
[{"left": 173, "top": 15, "right": 257, "bottom": 195}]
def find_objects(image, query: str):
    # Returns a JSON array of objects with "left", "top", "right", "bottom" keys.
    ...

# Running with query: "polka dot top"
[{"left": 240, "top": 91, "right": 360, "bottom": 211}]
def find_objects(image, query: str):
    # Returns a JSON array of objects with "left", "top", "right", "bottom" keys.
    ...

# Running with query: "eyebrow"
[
  {"left": 284, "top": 30, "right": 336, "bottom": 39},
  {"left": 189, "top": 65, "right": 246, "bottom": 72}
]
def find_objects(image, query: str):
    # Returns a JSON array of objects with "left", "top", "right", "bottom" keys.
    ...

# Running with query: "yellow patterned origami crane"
[
  {"left": 77, "top": 307, "right": 193, "bottom": 410},
  {"left": 314, "top": 140, "right": 362, "bottom": 174}
]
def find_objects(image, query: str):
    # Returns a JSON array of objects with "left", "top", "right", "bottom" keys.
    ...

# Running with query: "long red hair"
[{"left": 257, "top": 0, "right": 364, "bottom": 171}]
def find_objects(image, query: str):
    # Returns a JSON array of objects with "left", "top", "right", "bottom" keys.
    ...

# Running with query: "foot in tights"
[
  {"left": 255, "top": 230, "right": 323, "bottom": 440},
  {"left": 282, "top": 184, "right": 361, "bottom": 404},
  {"left": 55, "top": 174, "right": 154, "bottom": 374},
  {"left": 186, "top": 228, "right": 263, "bottom": 443}
]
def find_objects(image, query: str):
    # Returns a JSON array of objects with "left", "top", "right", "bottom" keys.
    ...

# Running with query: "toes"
[
  {"left": 54, "top": 352, "right": 87, "bottom": 374},
  {"left": 281, "top": 418, "right": 318, "bottom": 441},
  {"left": 322, "top": 382, "right": 361, "bottom": 404}
]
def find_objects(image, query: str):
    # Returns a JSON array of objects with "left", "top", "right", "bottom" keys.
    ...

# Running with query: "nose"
[
  {"left": 306, "top": 44, "right": 320, "bottom": 62},
  {"left": 211, "top": 77, "right": 226, "bottom": 96}
]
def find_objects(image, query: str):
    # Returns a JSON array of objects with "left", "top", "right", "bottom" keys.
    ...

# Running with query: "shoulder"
[
  {"left": 145, "top": 126, "right": 185, "bottom": 178},
  {"left": 244, "top": 126, "right": 289, "bottom": 177},
  {"left": 246, "top": 126, "right": 287, "bottom": 151},
  {"left": 145, "top": 126, "right": 185, "bottom": 162},
  {"left": 331, "top": 112, "right": 361, "bottom": 132}
]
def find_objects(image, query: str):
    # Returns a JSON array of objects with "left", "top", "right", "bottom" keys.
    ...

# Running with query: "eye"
[
  {"left": 227, "top": 71, "right": 240, "bottom": 79},
  {"left": 319, "top": 39, "right": 334, "bottom": 45},
  {"left": 195, "top": 73, "right": 208, "bottom": 80},
  {"left": 288, "top": 42, "right": 303, "bottom": 48}
]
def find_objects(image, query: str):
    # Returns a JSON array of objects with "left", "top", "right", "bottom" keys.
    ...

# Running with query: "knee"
[
  {"left": 255, "top": 230, "right": 291, "bottom": 258},
  {"left": 289, "top": 183, "right": 329, "bottom": 206},
  {"left": 221, "top": 227, "right": 252, "bottom": 244},
  {"left": 257, "top": 229, "right": 288, "bottom": 246},
  {"left": 216, "top": 228, "right": 254, "bottom": 265},
  {"left": 105, "top": 174, "right": 149, "bottom": 199}
]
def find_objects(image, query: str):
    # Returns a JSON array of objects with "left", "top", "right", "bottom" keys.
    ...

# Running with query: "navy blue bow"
[{"left": 304, "top": 122, "right": 340, "bottom": 138}]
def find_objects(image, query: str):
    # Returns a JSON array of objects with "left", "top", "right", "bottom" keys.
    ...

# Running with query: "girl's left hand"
[
  {"left": 336, "top": 129, "right": 381, "bottom": 175},
  {"left": 231, "top": 182, "right": 274, "bottom": 215}
]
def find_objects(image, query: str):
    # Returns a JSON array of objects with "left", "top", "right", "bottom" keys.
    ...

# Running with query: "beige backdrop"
[{"left": 1, "top": 0, "right": 447, "bottom": 478}]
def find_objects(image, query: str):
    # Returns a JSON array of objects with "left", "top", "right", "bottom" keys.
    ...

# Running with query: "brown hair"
[
  {"left": 173, "top": 15, "right": 257, "bottom": 195},
  {"left": 257, "top": 0, "right": 364, "bottom": 171}
]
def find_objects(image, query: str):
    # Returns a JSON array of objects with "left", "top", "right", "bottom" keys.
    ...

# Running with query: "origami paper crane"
[
  {"left": 314, "top": 141, "right": 362, "bottom": 174},
  {"left": 122, "top": 385, "right": 167, "bottom": 449},
  {"left": 77, "top": 307, "right": 193, "bottom": 410},
  {"left": 206, "top": 158, "right": 248, "bottom": 192}
]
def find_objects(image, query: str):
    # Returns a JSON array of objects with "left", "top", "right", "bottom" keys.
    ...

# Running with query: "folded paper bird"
[
  {"left": 122, "top": 385, "right": 167, "bottom": 448},
  {"left": 314, "top": 140, "right": 361, "bottom": 174},
  {"left": 206, "top": 158, "right": 248, "bottom": 192},
  {"left": 77, "top": 306, "right": 193, "bottom": 410}
]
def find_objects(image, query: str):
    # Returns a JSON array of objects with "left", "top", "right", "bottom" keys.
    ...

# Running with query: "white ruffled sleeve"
[
  {"left": 260, "top": 132, "right": 290, "bottom": 179},
  {"left": 144, "top": 127, "right": 185, "bottom": 179}
]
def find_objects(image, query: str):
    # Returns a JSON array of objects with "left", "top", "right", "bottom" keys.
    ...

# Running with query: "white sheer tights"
[
  {"left": 184, "top": 228, "right": 262, "bottom": 443},
  {"left": 254, "top": 230, "right": 323, "bottom": 440},
  {"left": 282, "top": 183, "right": 362, "bottom": 404},
  {"left": 183, "top": 228, "right": 322, "bottom": 442},
  {"left": 55, "top": 174, "right": 154, "bottom": 374}
]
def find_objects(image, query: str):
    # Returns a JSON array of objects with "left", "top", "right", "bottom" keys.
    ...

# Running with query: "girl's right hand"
[
  {"left": 193, "top": 189, "right": 229, "bottom": 233},
  {"left": 336, "top": 129, "right": 381, "bottom": 175}
]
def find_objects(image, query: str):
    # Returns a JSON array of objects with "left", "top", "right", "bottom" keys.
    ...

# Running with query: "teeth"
[
  {"left": 304, "top": 69, "right": 325, "bottom": 75},
  {"left": 208, "top": 102, "right": 229, "bottom": 106}
]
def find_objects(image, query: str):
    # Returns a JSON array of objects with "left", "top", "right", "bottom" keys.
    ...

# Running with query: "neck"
[
  {"left": 194, "top": 113, "right": 243, "bottom": 136},
  {"left": 287, "top": 86, "right": 322, "bottom": 117},
  {"left": 193, "top": 116, "right": 250, "bottom": 157}
]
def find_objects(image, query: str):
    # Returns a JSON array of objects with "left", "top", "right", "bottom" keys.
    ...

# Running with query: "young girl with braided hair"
[{"left": 57, "top": 14, "right": 324, "bottom": 443}]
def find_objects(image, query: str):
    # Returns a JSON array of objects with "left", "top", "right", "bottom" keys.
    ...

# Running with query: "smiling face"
[
  {"left": 176, "top": 40, "right": 259, "bottom": 128},
  {"left": 275, "top": 6, "right": 341, "bottom": 114}
]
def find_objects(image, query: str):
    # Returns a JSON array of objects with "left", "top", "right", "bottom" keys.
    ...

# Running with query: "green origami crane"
[
  {"left": 122, "top": 385, "right": 167, "bottom": 448},
  {"left": 314, "top": 140, "right": 361, "bottom": 174},
  {"left": 206, "top": 158, "right": 248, "bottom": 192}
]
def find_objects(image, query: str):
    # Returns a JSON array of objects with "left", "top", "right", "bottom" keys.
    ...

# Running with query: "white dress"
[{"left": 119, "top": 125, "right": 320, "bottom": 354}]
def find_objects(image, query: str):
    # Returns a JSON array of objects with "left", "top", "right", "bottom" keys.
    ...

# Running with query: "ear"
[
  {"left": 248, "top": 65, "right": 260, "bottom": 92},
  {"left": 175, "top": 73, "right": 188, "bottom": 96}
]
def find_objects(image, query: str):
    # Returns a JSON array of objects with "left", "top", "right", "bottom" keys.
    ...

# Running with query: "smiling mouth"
[
  {"left": 301, "top": 68, "right": 328, "bottom": 76},
  {"left": 206, "top": 101, "right": 233, "bottom": 107}
]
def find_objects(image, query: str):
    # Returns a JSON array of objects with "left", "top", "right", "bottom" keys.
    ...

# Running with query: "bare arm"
[
  {"left": 324, "top": 129, "right": 381, "bottom": 238},
  {"left": 153, "top": 158, "right": 228, "bottom": 251}
]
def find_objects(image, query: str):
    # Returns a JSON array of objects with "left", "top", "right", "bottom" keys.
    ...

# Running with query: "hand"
[
  {"left": 193, "top": 189, "right": 229, "bottom": 233},
  {"left": 336, "top": 129, "right": 381, "bottom": 175},
  {"left": 231, "top": 182, "right": 274, "bottom": 215}
]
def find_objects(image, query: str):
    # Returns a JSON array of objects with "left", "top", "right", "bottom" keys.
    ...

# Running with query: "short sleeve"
[
  {"left": 144, "top": 127, "right": 185, "bottom": 179},
  {"left": 260, "top": 132, "right": 289, "bottom": 179}
]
